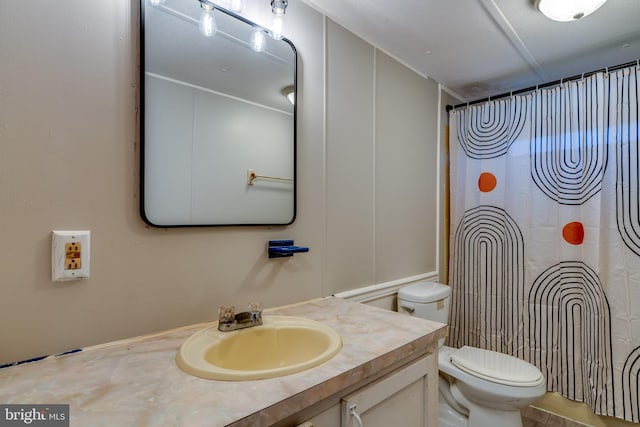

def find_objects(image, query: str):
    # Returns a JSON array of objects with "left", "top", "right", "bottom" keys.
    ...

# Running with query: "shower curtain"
[{"left": 448, "top": 64, "right": 639, "bottom": 422}]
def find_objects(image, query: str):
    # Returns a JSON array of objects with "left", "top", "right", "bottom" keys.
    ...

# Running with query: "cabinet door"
[
  {"left": 295, "top": 404, "right": 340, "bottom": 427},
  {"left": 341, "top": 354, "right": 437, "bottom": 427}
]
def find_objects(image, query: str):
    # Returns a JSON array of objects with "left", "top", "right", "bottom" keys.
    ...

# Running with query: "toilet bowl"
[{"left": 398, "top": 281, "right": 546, "bottom": 427}]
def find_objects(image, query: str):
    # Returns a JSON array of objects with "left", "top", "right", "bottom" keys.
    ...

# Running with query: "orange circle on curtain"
[
  {"left": 478, "top": 172, "right": 497, "bottom": 192},
  {"left": 562, "top": 222, "right": 585, "bottom": 245}
]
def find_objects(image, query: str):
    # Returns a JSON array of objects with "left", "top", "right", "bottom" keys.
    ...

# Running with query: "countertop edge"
[{"left": 230, "top": 324, "right": 448, "bottom": 426}]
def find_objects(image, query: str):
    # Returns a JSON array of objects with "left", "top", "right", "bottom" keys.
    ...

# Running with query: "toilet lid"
[{"left": 449, "top": 346, "right": 544, "bottom": 387}]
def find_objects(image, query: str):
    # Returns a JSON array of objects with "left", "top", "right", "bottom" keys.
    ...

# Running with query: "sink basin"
[{"left": 176, "top": 315, "right": 342, "bottom": 380}]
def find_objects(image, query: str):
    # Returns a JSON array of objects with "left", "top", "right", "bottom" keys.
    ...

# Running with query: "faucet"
[{"left": 217, "top": 303, "right": 263, "bottom": 332}]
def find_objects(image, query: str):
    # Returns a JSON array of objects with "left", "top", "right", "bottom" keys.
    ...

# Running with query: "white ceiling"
[{"left": 302, "top": 0, "right": 640, "bottom": 102}]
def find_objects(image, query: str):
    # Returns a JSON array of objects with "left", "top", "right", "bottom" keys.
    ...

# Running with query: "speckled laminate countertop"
[{"left": 0, "top": 297, "right": 447, "bottom": 427}]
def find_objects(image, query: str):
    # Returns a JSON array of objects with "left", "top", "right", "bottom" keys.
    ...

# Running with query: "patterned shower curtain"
[{"left": 448, "top": 64, "right": 639, "bottom": 422}]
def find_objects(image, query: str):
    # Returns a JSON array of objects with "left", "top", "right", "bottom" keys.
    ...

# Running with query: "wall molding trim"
[{"left": 334, "top": 272, "right": 439, "bottom": 303}]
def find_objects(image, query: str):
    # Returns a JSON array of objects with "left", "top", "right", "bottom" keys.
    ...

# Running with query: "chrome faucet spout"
[
  {"left": 218, "top": 304, "right": 263, "bottom": 332},
  {"left": 235, "top": 310, "right": 262, "bottom": 324}
]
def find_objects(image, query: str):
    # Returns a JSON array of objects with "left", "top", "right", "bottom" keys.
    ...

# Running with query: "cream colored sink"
[{"left": 176, "top": 315, "right": 342, "bottom": 380}]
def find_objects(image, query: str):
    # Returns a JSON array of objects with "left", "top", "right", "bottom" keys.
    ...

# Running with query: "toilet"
[{"left": 398, "top": 282, "right": 546, "bottom": 427}]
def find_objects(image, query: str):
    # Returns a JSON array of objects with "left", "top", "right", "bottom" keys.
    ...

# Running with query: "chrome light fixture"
[
  {"left": 270, "top": 0, "right": 287, "bottom": 40},
  {"left": 271, "top": 0, "right": 287, "bottom": 15},
  {"left": 534, "top": 0, "right": 608, "bottom": 21},
  {"left": 198, "top": 3, "right": 217, "bottom": 37}
]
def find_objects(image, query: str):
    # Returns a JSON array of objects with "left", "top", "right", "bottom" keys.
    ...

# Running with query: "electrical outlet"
[
  {"left": 52, "top": 231, "right": 90, "bottom": 281},
  {"left": 65, "top": 242, "right": 81, "bottom": 269}
]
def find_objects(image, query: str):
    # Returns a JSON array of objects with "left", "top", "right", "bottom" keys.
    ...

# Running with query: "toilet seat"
[{"left": 449, "top": 346, "right": 544, "bottom": 387}]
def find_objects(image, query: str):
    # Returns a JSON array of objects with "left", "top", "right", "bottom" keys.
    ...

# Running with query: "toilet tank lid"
[{"left": 398, "top": 282, "right": 450, "bottom": 303}]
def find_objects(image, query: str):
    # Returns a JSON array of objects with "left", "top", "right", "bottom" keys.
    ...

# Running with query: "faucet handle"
[
  {"left": 218, "top": 305, "right": 235, "bottom": 322},
  {"left": 248, "top": 302, "right": 262, "bottom": 312}
]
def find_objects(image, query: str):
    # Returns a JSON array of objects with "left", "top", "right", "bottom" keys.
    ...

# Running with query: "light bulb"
[
  {"left": 229, "top": 0, "right": 246, "bottom": 13},
  {"left": 199, "top": 5, "right": 217, "bottom": 37},
  {"left": 250, "top": 29, "right": 266, "bottom": 53},
  {"left": 270, "top": 15, "right": 284, "bottom": 40}
]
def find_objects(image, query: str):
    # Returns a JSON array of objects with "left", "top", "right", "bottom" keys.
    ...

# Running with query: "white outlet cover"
[{"left": 51, "top": 230, "right": 91, "bottom": 282}]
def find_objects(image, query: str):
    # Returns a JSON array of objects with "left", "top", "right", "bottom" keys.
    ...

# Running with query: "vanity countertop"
[{"left": 0, "top": 297, "right": 447, "bottom": 426}]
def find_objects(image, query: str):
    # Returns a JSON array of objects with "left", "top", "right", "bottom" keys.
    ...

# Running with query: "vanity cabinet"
[{"left": 297, "top": 353, "right": 438, "bottom": 427}]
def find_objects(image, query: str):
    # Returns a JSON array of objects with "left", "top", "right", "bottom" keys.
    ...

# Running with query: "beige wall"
[
  {"left": 325, "top": 20, "right": 375, "bottom": 292},
  {"left": 325, "top": 20, "right": 439, "bottom": 294},
  {"left": 0, "top": 1, "right": 441, "bottom": 364}
]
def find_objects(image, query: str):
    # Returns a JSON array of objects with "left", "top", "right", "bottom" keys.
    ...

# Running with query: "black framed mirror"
[{"left": 140, "top": 0, "right": 297, "bottom": 226}]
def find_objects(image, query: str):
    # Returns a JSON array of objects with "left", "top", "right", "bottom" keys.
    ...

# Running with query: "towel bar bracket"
[{"left": 268, "top": 240, "right": 310, "bottom": 258}]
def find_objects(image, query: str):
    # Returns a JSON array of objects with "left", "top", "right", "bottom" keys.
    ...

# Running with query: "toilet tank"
[{"left": 397, "top": 281, "right": 451, "bottom": 325}]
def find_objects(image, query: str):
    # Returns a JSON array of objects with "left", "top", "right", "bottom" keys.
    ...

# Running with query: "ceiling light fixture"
[
  {"left": 271, "top": 0, "right": 287, "bottom": 16},
  {"left": 270, "top": 0, "right": 288, "bottom": 40},
  {"left": 198, "top": 3, "right": 217, "bottom": 37},
  {"left": 533, "top": 0, "right": 608, "bottom": 22},
  {"left": 282, "top": 85, "right": 295, "bottom": 105}
]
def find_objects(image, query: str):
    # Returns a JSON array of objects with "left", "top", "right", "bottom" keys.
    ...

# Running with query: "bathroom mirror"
[{"left": 140, "top": 0, "right": 297, "bottom": 226}]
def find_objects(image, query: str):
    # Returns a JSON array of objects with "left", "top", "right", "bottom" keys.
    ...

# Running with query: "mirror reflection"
[{"left": 141, "top": 0, "right": 297, "bottom": 226}]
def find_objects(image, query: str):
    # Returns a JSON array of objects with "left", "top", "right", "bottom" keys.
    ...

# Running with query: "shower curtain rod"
[{"left": 445, "top": 59, "right": 639, "bottom": 112}]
